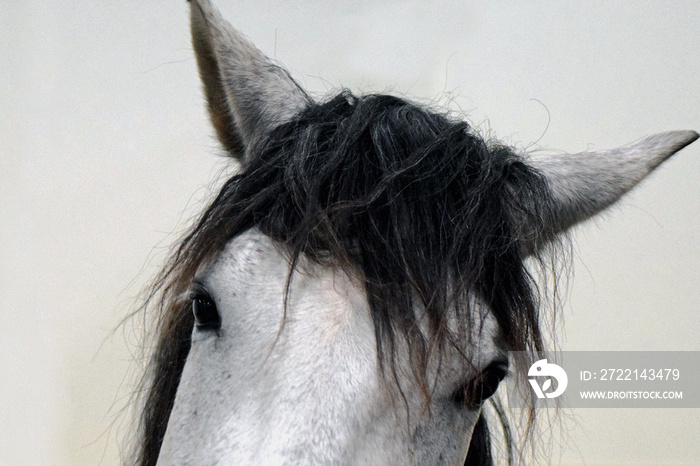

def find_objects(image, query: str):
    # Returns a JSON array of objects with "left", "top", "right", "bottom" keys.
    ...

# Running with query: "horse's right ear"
[{"left": 189, "top": 0, "right": 310, "bottom": 162}]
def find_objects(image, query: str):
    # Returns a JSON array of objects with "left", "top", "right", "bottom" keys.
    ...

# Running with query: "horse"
[{"left": 132, "top": 1, "right": 698, "bottom": 464}]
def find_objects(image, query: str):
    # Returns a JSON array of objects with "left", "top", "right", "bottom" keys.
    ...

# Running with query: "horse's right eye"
[
  {"left": 192, "top": 294, "right": 221, "bottom": 331},
  {"left": 452, "top": 361, "right": 509, "bottom": 409}
]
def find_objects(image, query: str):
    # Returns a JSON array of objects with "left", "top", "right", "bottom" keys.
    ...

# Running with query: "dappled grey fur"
[
  {"left": 135, "top": 91, "right": 562, "bottom": 466},
  {"left": 131, "top": 1, "right": 698, "bottom": 465}
]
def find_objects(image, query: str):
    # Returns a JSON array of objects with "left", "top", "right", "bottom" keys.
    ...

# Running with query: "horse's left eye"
[
  {"left": 452, "top": 362, "right": 508, "bottom": 408},
  {"left": 192, "top": 294, "right": 221, "bottom": 331}
]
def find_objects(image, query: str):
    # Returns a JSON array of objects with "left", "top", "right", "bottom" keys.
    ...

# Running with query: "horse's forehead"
[
  {"left": 201, "top": 230, "right": 372, "bottom": 341},
  {"left": 204, "top": 229, "right": 363, "bottom": 300},
  {"left": 202, "top": 230, "right": 289, "bottom": 287},
  {"left": 200, "top": 229, "right": 503, "bottom": 367}
]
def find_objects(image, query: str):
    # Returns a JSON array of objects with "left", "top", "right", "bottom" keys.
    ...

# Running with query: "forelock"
[{"left": 135, "top": 90, "right": 564, "bottom": 465}]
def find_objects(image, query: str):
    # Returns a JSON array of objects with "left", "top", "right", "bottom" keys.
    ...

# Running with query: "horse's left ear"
[
  {"left": 520, "top": 130, "right": 698, "bottom": 255},
  {"left": 189, "top": 0, "right": 310, "bottom": 162}
]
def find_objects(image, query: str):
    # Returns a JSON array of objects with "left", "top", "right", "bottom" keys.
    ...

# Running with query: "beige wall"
[{"left": 1, "top": 1, "right": 698, "bottom": 464}]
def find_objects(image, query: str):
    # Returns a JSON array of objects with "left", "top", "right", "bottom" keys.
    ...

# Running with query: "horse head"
[{"left": 137, "top": 1, "right": 697, "bottom": 464}]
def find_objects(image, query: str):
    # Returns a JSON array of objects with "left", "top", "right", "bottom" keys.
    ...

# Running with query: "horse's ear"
[
  {"left": 189, "top": 0, "right": 310, "bottom": 161},
  {"left": 522, "top": 130, "right": 698, "bottom": 255}
]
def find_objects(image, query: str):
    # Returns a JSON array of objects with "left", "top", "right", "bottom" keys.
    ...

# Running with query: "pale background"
[{"left": 1, "top": 1, "right": 698, "bottom": 465}]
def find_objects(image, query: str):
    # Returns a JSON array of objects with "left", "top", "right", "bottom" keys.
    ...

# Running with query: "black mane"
[{"left": 136, "top": 91, "right": 559, "bottom": 465}]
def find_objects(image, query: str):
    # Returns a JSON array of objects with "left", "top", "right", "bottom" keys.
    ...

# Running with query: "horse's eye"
[
  {"left": 452, "top": 362, "right": 508, "bottom": 408},
  {"left": 192, "top": 294, "right": 221, "bottom": 331}
]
